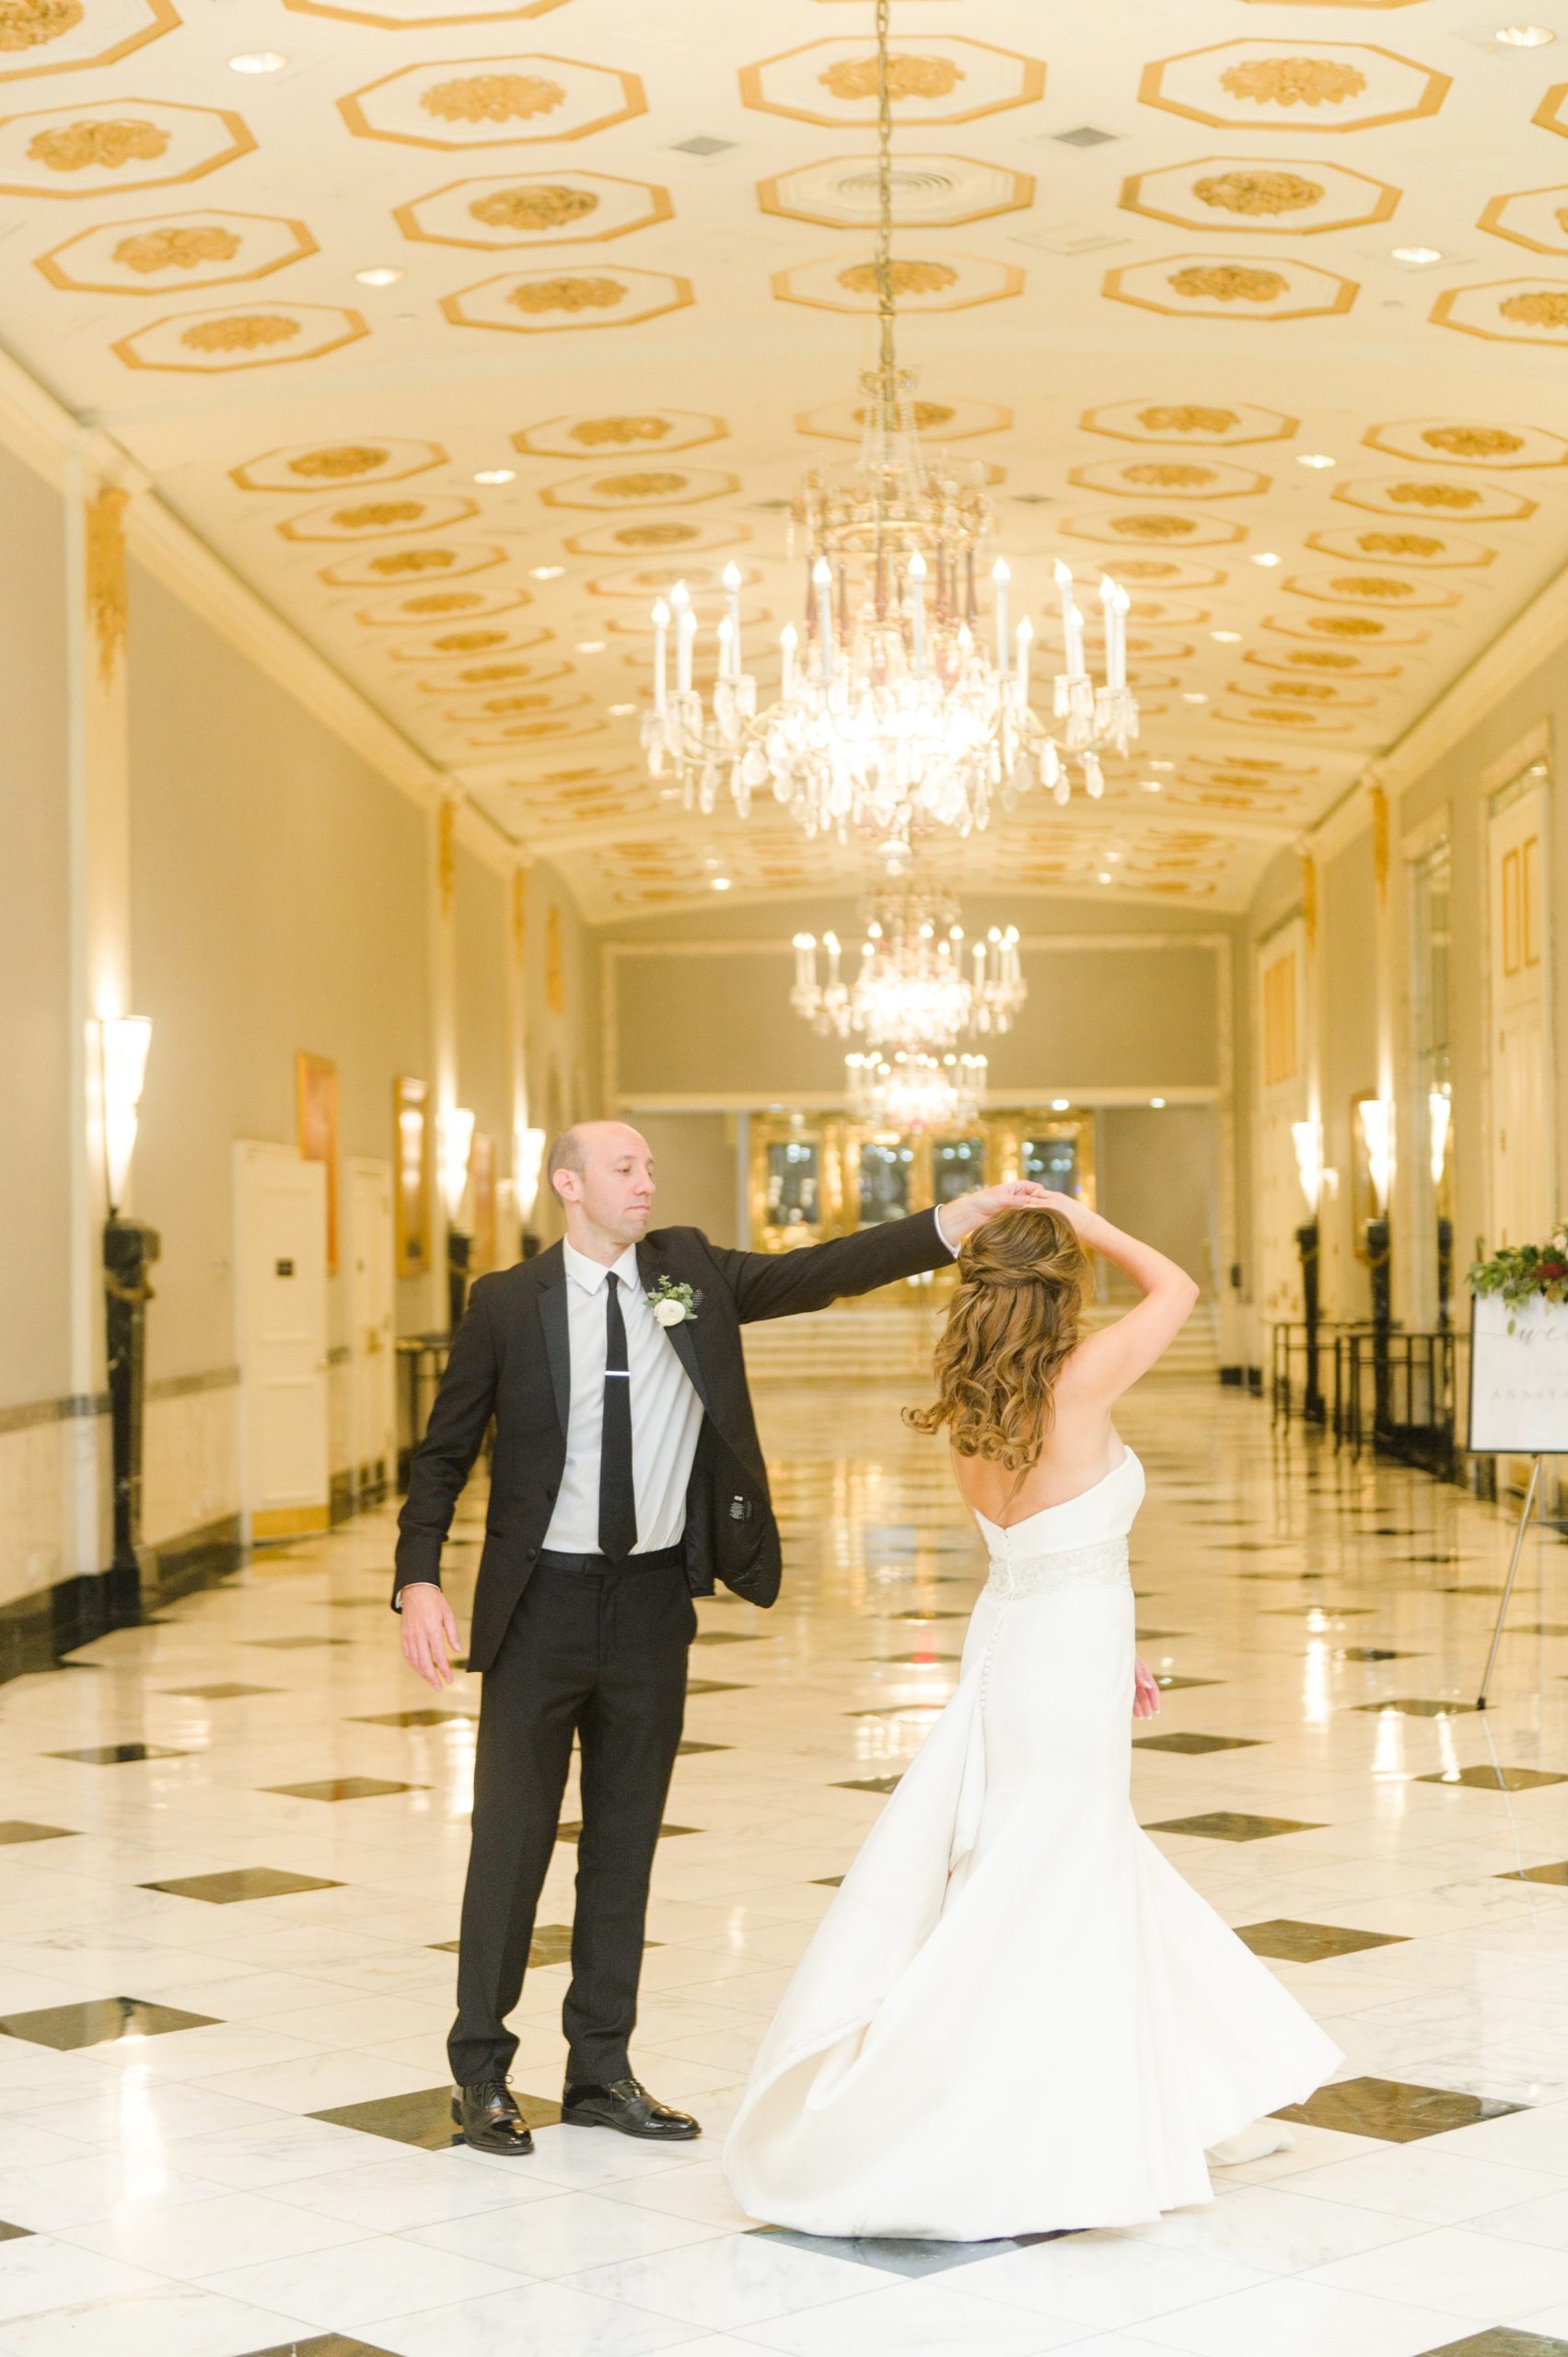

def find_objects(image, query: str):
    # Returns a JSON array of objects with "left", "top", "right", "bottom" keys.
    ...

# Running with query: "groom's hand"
[
  {"left": 400, "top": 1583, "right": 459, "bottom": 1689},
  {"left": 938, "top": 1179, "right": 1053, "bottom": 1247}
]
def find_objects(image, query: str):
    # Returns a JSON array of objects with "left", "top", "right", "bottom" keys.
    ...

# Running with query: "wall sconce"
[
  {"left": 1357, "top": 1095, "right": 1395, "bottom": 1213},
  {"left": 1428, "top": 1086, "right": 1452, "bottom": 1190},
  {"left": 99, "top": 1016, "right": 152, "bottom": 1214},
  {"left": 437, "top": 1105, "right": 475, "bottom": 1225},
  {"left": 514, "top": 1124, "right": 546, "bottom": 1223},
  {"left": 1290, "top": 1119, "right": 1323, "bottom": 1216}
]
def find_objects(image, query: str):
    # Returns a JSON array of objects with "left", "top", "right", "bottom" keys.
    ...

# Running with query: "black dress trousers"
[{"left": 447, "top": 1554, "right": 696, "bottom": 2090}]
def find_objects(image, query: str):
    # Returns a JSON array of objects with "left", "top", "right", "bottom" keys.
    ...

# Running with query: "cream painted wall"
[
  {"left": 454, "top": 841, "right": 511, "bottom": 1181},
  {"left": 1319, "top": 834, "right": 1379, "bottom": 1325},
  {"left": 633, "top": 1111, "right": 738, "bottom": 1245},
  {"left": 524, "top": 856, "right": 600, "bottom": 1247},
  {"left": 0, "top": 443, "right": 71, "bottom": 1410},
  {"left": 1098, "top": 1106, "right": 1218, "bottom": 1302}
]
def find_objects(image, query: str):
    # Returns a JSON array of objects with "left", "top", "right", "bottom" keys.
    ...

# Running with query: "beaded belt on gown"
[{"left": 982, "top": 1532, "right": 1130, "bottom": 1602}]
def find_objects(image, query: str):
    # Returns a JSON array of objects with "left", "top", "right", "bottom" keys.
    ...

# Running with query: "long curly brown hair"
[{"left": 904, "top": 1206, "right": 1089, "bottom": 1470}]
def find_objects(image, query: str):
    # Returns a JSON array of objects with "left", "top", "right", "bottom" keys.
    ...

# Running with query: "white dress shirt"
[{"left": 544, "top": 1237, "right": 706, "bottom": 1555}]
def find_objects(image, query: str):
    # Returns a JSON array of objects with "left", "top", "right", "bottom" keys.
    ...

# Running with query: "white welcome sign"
[{"left": 1469, "top": 1293, "right": 1568, "bottom": 1456}]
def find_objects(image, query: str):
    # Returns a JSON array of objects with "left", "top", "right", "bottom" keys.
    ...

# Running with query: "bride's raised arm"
[{"left": 1036, "top": 1192, "right": 1200, "bottom": 1403}]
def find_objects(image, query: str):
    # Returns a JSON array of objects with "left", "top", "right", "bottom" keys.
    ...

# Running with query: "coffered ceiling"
[{"left": 12, "top": 0, "right": 1568, "bottom": 916}]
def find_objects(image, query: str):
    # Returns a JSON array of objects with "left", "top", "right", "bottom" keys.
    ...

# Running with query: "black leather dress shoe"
[
  {"left": 562, "top": 2075, "right": 701, "bottom": 2141},
  {"left": 451, "top": 2080, "right": 533, "bottom": 2155}
]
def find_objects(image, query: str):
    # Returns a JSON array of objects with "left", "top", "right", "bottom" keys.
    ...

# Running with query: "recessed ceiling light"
[
  {"left": 228, "top": 48, "right": 286, "bottom": 70},
  {"left": 1051, "top": 1097, "right": 1070, "bottom": 1111},
  {"left": 1150, "top": 1097, "right": 1167, "bottom": 1109},
  {"left": 608, "top": 702, "right": 635, "bottom": 715},
  {"left": 1141, "top": 778, "right": 1163, "bottom": 793},
  {"left": 1251, "top": 552, "right": 1283, "bottom": 568},
  {"left": 1210, "top": 629, "right": 1241, "bottom": 644},
  {"left": 528, "top": 564, "right": 563, "bottom": 581},
  {"left": 575, "top": 640, "right": 605, "bottom": 654},
  {"left": 472, "top": 466, "right": 514, "bottom": 484},
  {"left": 1098, "top": 870, "right": 1112, "bottom": 884},
  {"left": 1148, "top": 759, "right": 1175, "bottom": 772},
  {"left": 1392, "top": 245, "right": 1443, "bottom": 265},
  {"left": 1180, "top": 691, "right": 1209, "bottom": 705},
  {"left": 354, "top": 265, "right": 401, "bottom": 287},
  {"left": 1106, "top": 849, "right": 1122, "bottom": 862},
  {"left": 1296, "top": 452, "right": 1336, "bottom": 470},
  {"left": 1496, "top": 21, "right": 1555, "bottom": 42},
  {"left": 711, "top": 875, "right": 731, "bottom": 890}
]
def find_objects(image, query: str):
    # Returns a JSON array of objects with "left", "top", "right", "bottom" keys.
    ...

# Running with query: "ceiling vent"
[
  {"left": 671, "top": 134, "right": 734, "bottom": 157},
  {"left": 1051, "top": 124, "right": 1120, "bottom": 147}
]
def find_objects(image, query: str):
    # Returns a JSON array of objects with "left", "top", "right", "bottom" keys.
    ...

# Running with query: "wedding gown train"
[{"left": 722, "top": 1448, "right": 1343, "bottom": 2239}]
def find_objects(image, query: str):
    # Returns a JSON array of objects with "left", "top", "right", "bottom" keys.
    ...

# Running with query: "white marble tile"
[
  {"left": 0, "top": 2238, "right": 168, "bottom": 2325},
  {"left": 1302, "top": 2219, "right": 1568, "bottom": 2318},
  {"left": 565, "top": 2229, "right": 872, "bottom": 2330},
  {"left": 269, "top": 2150, "right": 553, "bottom": 2231},
  {"left": 962, "top": 2234, "right": 1268, "bottom": 2328},
  {"left": 370, "top": 2279, "right": 701, "bottom": 2357},
  {"left": 1127, "top": 2273, "right": 1483, "bottom": 2357},
  {"left": 0, "top": 2286, "right": 318, "bottom": 2357},
  {"left": 198, "top": 2230, "right": 531, "bottom": 2327},
  {"left": 737, "top": 2275, "right": 1084, "bottom": 2356},
  {"left": 413, "top": 2186, "right": 728, "bottom": 2276}
]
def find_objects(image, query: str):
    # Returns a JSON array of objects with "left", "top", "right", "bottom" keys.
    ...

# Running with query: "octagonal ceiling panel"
[
  {"left": 760, "top": 152, "right": 1032, "bottom": 229},
  {"left": 321, "top": 541, "right": 507, "bottom": 588},
  {"left": 1061, "top": 510, "right": 1247, "bottom": 550},
  {"left": 1261, "top": 610, "right": 1431, "bottom": 646},
  {"left": 1331, "top": 474, "right": 1537, "bottom": 522},
  {"left": 1121, "top": 156, "right": 1398, "bottom": 235},
  {"left": 114, "top": 300, "right": 366, "bottom": 372},
  {"left": 441, "top": 263, "right": 691, "bottom": 331},
  {"left": 338, "top": 54, "right": 644, "bottom": 150},
  {"left": 279, "top": 493, "right": 480, "bottom": 541},
  {"left": 387, "top": 618, "right": 548, "bottom": 661},
  {"left": 232, "top": 438, "right": 447, "bottom": 492},
  {"left": 355, "top": 583, "right": 532, "bottom": 626},
  {"left": 562, "top": 515, "right": 746, "bottom": 559},
  {"left": 285, "top": 0, "right": 566, "bottom": 25},
  {"left": 1104, "top": 254, "right": 1357, "bottom": 322},
  {"left": 0, "top": 0, "right": 176, "bottom": 84},
  {"left": 1081, "top": 398, "right": 1297, "bottom": 447},
  {"left": 36, "top": 206, "right": 316, "bottom": 292},
  {"left": 538, "top": 466, "right": 738, "bottom": 512},
  {"left": 1479, "top": 184, "right": 1568, "bottom": 260},
  {"left": 0, "top": 95, "right": 252, "bottom": 196},
  {"left": 587, "top": 560, "right": 764, "bottom": 602},
  {"left": 773, "top": 250, "right": 1021, "bottom": 313},
  {"left": 1305, "top": 525, "right": 1493, "bottom": 567},
  {"left": 1432, "top": 278, "right": 1568, "bottom": 346},
  {"left": 1139, "top": 41, "right": 1449, "bottom": 134},
  {"left": 1282, "top": 568, "right": 1460, "bottom": 610},
  {"left": 1363, "top": 416, "right": 1568, "bottom": 468},
  {"left": 511, "top": 408, "right": 724, "bottom": 460},
  {"left": 414, "top": 656, "right": 570, "bottom": 690},
  {"left": 739, "top": 37, "right": 1045, "bottom": 129},
  {"left": 796, "top": 392, "right": 1009, "bottom": 441},
  {"left": 1069, "top": 457, "right": 1269, "bottom": 500},
  {"left": 396, "top": 168, "right": 670, "bottom": 249}
]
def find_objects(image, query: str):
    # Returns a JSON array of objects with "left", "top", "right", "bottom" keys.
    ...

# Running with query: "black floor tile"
[
  {"left": 311, "top": 2084, "right": 561, "bottom": 2147},
  {"left": 833, "top": 1775, "right": 902, "bottom": 1794},
  {"left": 675, "top": 1739, "right": 731, "bottom": 1756},
  {"left": 141, "top": 1867, "right": 344, "bottom": 1904},
  {"left": 247, "top": 1637, "right": 354, "bottom": 1650},
  {"left": 160, "top": 1684, "right": 280, "bottom": 1701},
  {"left": 686, "top": 1678, "right": 749, "bottom": 1695},
  {"left": 1498, "top": 1861, "right": 1568, "bottom": 1886},
  {"left": 1273, "top": 2075, "right": 1524, "bottom": 2143},
  {"left": 1136, "top": 1628, "right": 1190, "bottom": 1642},
  {"left": 0, "top": 1822, "right": 76, "bottom": 1845},
  {"left": 0, "top": 1995, "right": 221, "bottom": 2050},
  {"left": 1134, "top": 1733, "right": 1262, "bottom": 1754},
  {"left": 859, "top": 1653, "right": 964, "bottom": 1664},
  {"left": 1335, "top": 1648, "right": 1419, "bottom": 1663},
  {"left": 1353, "top": 1698, "right": 1481, "bottom": 1717},
  {"left": 1418, "top": 1766, "right": 1568, "bottom": 1792},
  {"left": 1259, "top": 1606, "right": 1375, "bottom": 1618},
  {"left": 265, "top": 1778, "right": 429, "bottom": 1801},
  {"left": 349, "top": 1710, "right": 475, "bottom": 1728},
  {"left": 241, "top": 2339, "right": 400, "bottom": 2357},
  {"left": 46, "top": 1743, "right": 191, "bottom": 1765},
  {"left": 556, "top": 1819, "right": 697, "bottom": 1841},
  {"left": 812, "top": 1875, "right": 844, "bottom": 1887},
  {"left": 1413, "top": 2330, "right": 1568, "bottom": 2354},
  {"left": 1153, "top": 1675, "right": 1220, "bottom": 1691},
  {"left": 691, "top": 1631, "right": 762, "bottom": 1646},
  {"left": 1237, "top": 1919, "right": 1411, "bottom": 1962},
  {"left": 1144, "top": 1810, "right": 1326, "bottom": 1841},
  {"left": 0, "top": 2223, "right": 30, "bottom": 2242},
  {"left": 885, "top": 1610, "right": 968, "bottom": 1622},
  {"left": 756, "top": 2224, "right": 1071, "bottom": 2275}
]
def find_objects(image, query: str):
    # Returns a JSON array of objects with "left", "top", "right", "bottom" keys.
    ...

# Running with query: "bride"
[{"left": 723, "top": 1195, "right": 1342, "bottom": 2240}]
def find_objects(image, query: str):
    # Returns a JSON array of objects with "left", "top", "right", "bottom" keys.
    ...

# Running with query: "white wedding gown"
[{"left": 723, "top": 1446, "right": 1344, "bottom": 2239}]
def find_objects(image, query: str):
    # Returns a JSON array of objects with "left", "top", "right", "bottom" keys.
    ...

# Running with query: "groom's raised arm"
[
  {"left": 392, "top": 1278, "right": 500, "bottom": 1605},
  {"left": 709, "top": 1206, "right": 958, "bottom": 1327}
]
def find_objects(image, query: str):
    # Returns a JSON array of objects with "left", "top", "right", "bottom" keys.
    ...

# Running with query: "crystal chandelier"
[
  {"left": 846, "top": 1047, "right": 987, "bottom": 1132},
  {"left": 639, "top": 0, "right": 1135, "bottom": 855},
  {"left": 790, "top": 877, "right": 1024, "bottom": 1051}
]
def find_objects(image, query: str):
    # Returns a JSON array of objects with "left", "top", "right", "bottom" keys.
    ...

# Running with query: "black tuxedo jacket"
[{"left": 392, "top": 1209, "right": 954, "bottom": 1673}]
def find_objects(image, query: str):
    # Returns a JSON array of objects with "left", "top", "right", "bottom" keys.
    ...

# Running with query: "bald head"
[{"left": 548, "top": 1120, "right": 655, "bottom": 1260}]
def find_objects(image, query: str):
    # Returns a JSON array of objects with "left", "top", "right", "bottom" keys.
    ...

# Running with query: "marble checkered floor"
[{"left": 3, "top": 1383, "right": 1568, "bottom": 2355}]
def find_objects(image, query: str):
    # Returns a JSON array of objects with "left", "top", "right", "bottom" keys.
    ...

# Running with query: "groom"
[{"left": 394, "top": 1120, "right": 1046, "bottom": 2154}]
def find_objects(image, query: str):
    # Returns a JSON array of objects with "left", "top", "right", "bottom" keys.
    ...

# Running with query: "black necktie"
[{"left": 598, "top": 1271, "right": 637, "bottom": 1562}]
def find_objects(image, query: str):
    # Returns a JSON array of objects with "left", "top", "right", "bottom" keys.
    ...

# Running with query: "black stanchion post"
[
  {"left": 1295, "top": 1218, "right": 1322, "bottom": 1422},
  {"left": 102, "top": 1213, "right": 160, "bottom": 1623},
  {"left": 1365, "top": 1213, "right": 1391, "bottom": 1437}
]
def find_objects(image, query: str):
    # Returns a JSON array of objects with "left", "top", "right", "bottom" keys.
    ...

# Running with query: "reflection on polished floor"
[{"left": 3, "top": 1381, "right": 1568, "bottom": 2355}]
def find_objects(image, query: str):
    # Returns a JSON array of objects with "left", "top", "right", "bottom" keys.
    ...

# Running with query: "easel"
[{"left": 1476, "top": 1454, "right": 1553, "bottom": 1709}]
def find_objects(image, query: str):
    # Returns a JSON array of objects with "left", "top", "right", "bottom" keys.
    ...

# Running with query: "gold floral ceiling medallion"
[
  {"left": 331, "top": 498, "right": 424, "bottom": 528},
  {"left": 1387, "top": 480, "right": 1480, "bottom": 509},
  {"left": 1123, "top": 461, "right": 1215, "bottom": 488},
  {"left": 0, "top": 0, "right": 82, "bottom": 51},
  {"left": 1218, "top": 56, "right": 1365, "bottom": 107},
  {"left": 837, "top": 256, "right": 956, "bottom": 294},
  {"left": 422, "top": 71, "right": 563, "bottom": 123},
  {"left": 404, "top": 592, "right": 482, "bottom": 614},
  {"left": 592, "top": 470, "right": 686, "bottom": 498},
  {"left": 181, "top": 312, "right": 296, "bottom": 352},
  {"left": 1330, "top": 575, "right": 1411, "bottom": 598},
  {"left": 291, "top": 444, "right": 389, "bottom": 478},
  {"left": 821, "top": 51, "right": 958, "bottom": 101},
  {"left": 1311, "top": 613, "right": 1384, "bottom": 634},
  {"left": 1193, "top": 168, "right": 1323, "bottom": 215},
  {"left": 470, "top": 181, "right": 595, "bottom": 228},
  {"left": 1169, "top": 262, "right": 1285, "bottom": 302},
  {"left": 1112, "top": 514, "right": 1198, "bottom": 539},
  {"left": 1499, "top": 287, "right": 1568, "bottom": 327},
  {"left": 508, "top": 273, "right": 622, "bottom": 311},
  {"left": 1141, "top": 403, "right": 1238, "bottom": 434},
  {"left": 615, "top": 519, "right": 698, "bottom": 546},
  {"left": 112, "top": 223, "right": 239, "bottom": 271},
  {"left": 572, "top": 413, "right": 668, "bottom": 445},
  {"left": 372, "top": 548, "right": 457, "bottom": 575},
  {"left": 30, "top": 114, "right": 167, "bottom": 169},
  {"left": 1356, "top": 528, "right": 1440, "bottom": 556},
  {"left": 1423, "top": 424, "right": 1523, "bottom": 458}
]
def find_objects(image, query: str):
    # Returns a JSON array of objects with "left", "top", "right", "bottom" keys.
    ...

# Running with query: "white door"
[
  {"left": 234, "top": 1140, "right": 330, "bottom": 1541},
  {"left": 1487, "top": 778, "right": 1552, "bottom": 1249},
  {"left": 346, "top": 1155, "right": 396, "bottom": 1500}
]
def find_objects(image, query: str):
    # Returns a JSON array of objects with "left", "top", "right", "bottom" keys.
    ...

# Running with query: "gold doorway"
[{"left": 747, "top": 1109, "right": 1097, "bottom": 1253}]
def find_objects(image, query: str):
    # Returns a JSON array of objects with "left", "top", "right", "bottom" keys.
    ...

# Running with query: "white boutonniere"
[{"left": 646, "top": 1275, "right": 701, "bottom": 1328}]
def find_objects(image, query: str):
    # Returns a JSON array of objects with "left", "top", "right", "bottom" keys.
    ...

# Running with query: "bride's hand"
[
  {"left": 1132, "top": 1658, "right": 1161, "bottom": 1720},
  {"left": 1033, "top": 1189, "right": 1097, "bottom": 1240}
]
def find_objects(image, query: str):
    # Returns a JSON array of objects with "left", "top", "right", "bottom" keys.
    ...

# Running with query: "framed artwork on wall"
[
  {"left": 296, "top": 1052, "right": 339, "bottom": 1275},
  {"left": 394, "top": 1074, "right": 432, "bottom": 1279}
]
